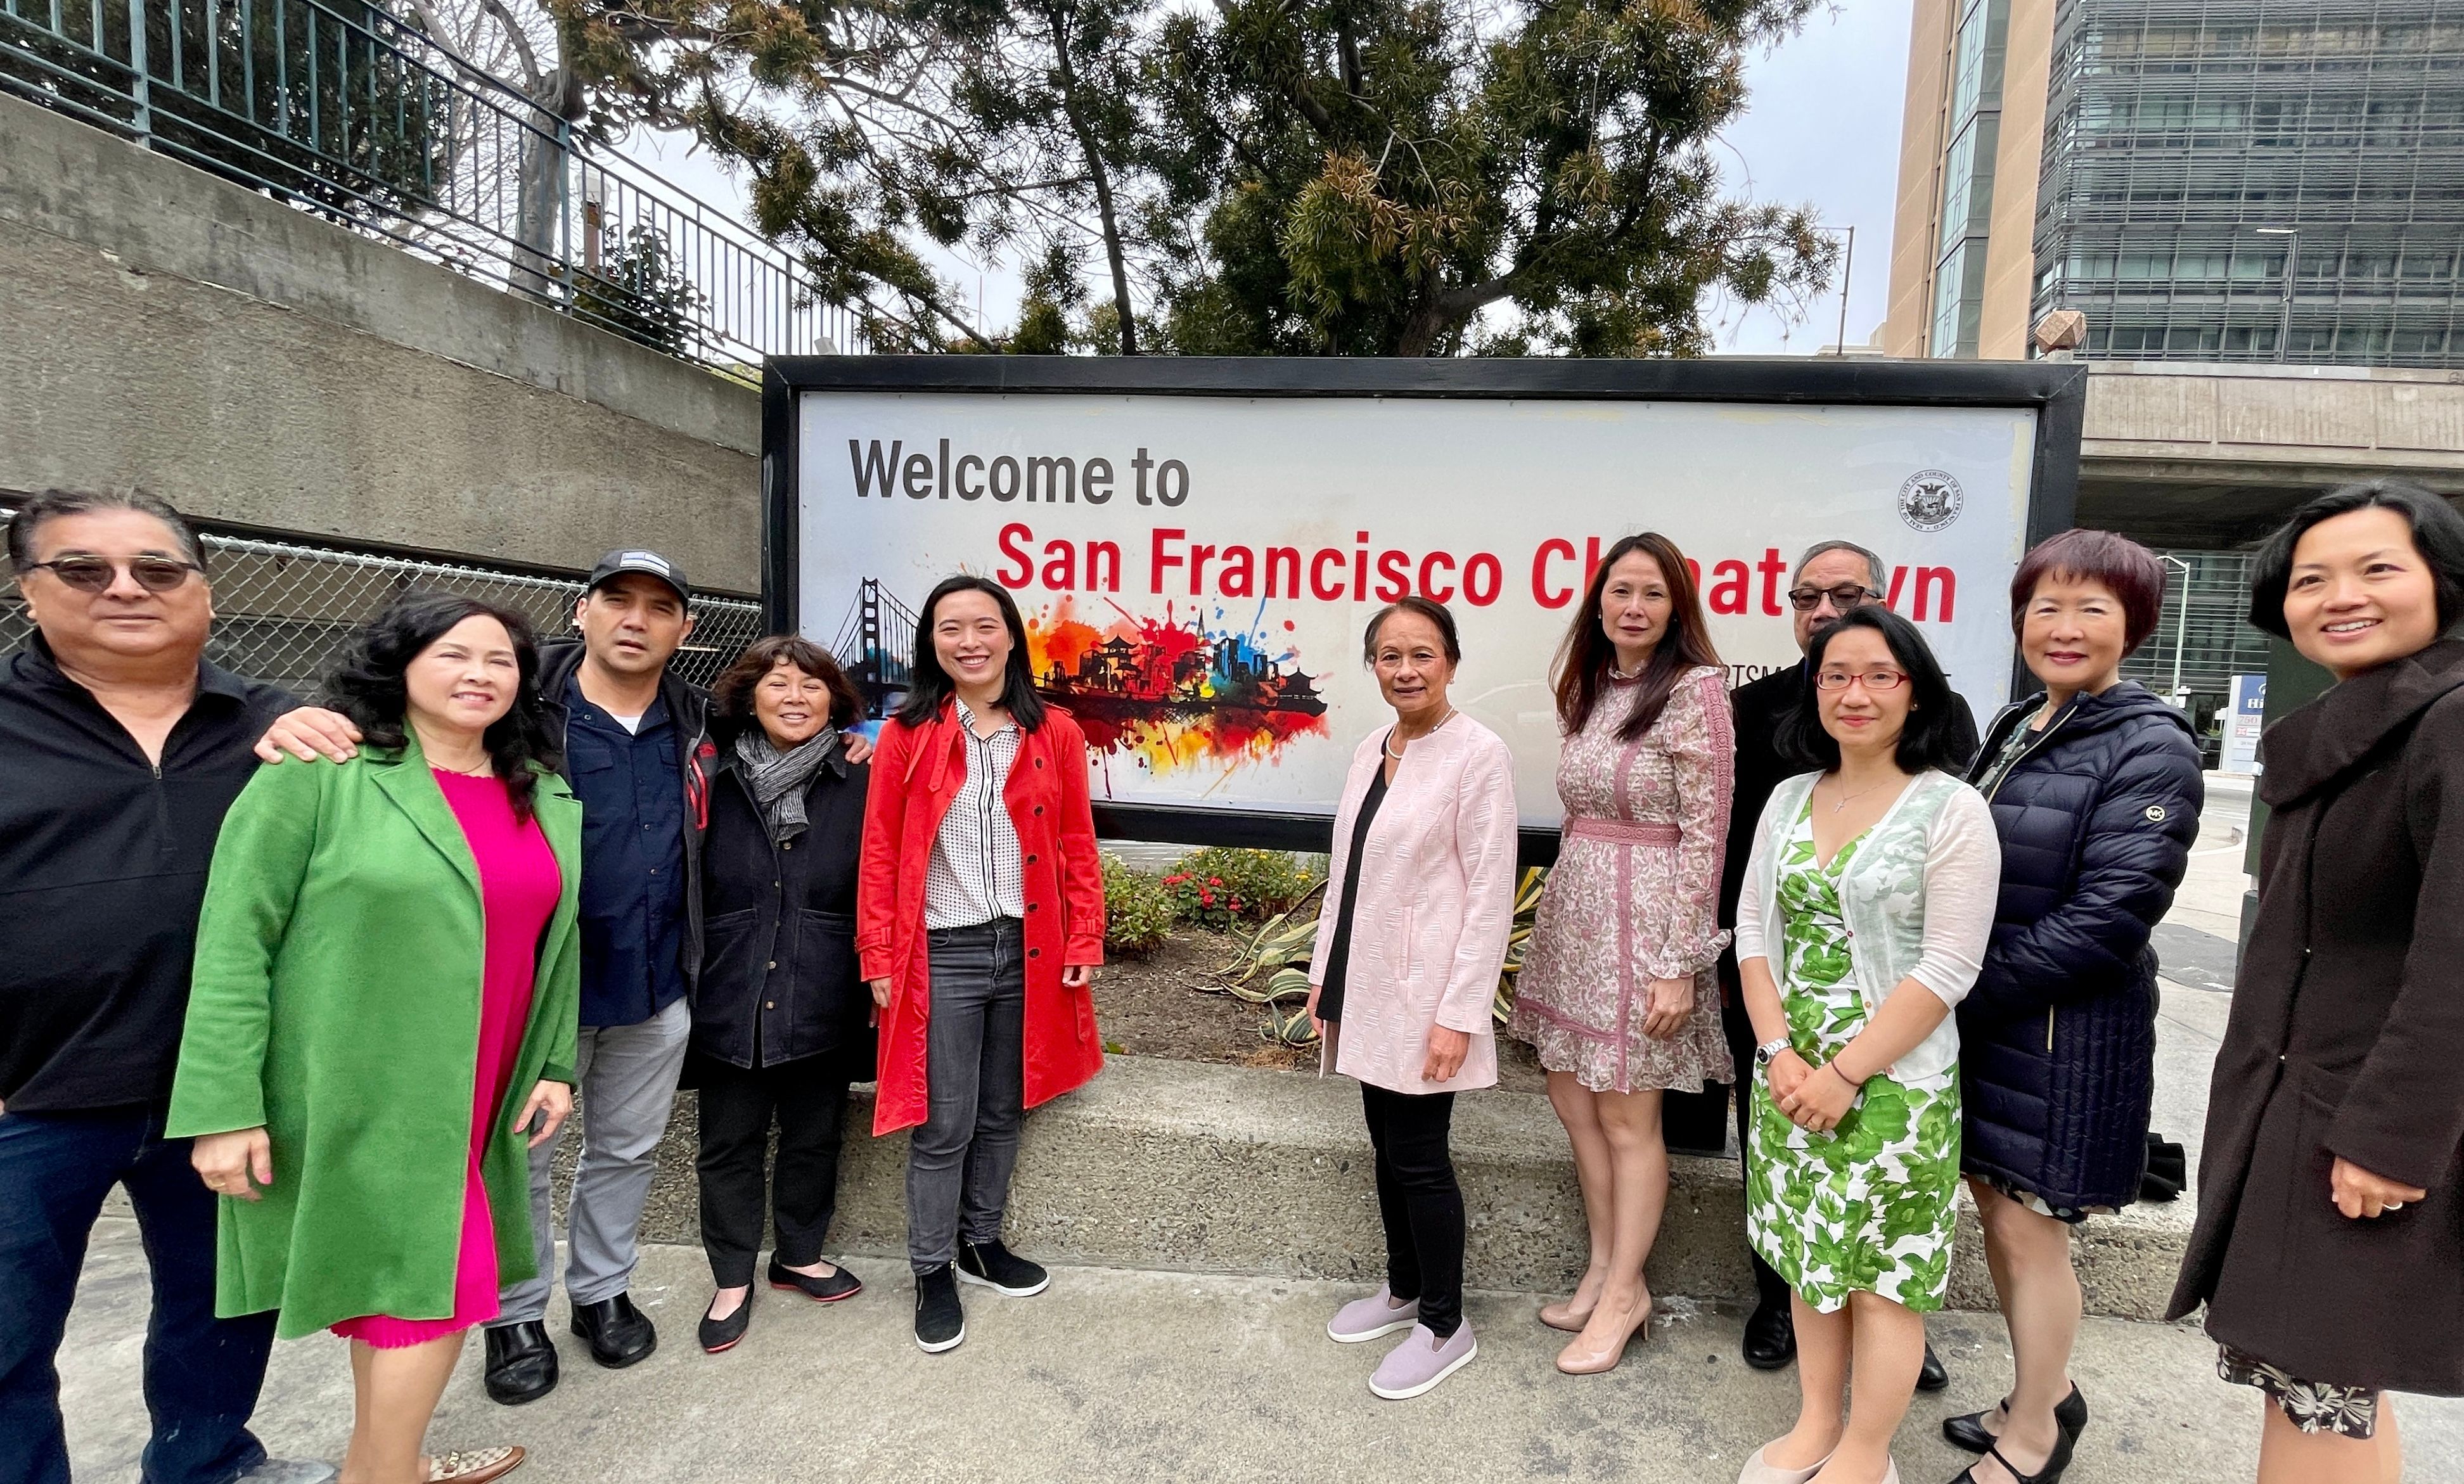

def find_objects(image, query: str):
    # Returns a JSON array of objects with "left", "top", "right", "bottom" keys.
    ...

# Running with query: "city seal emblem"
[{"left": 1899, "top": 470, "right": 1964, "bottom": 533}]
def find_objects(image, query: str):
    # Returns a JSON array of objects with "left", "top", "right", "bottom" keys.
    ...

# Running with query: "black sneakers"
[
  {"left": 957, "top": 1237, "right": 1051, "bottom": 1297},
  {"left": 914, "top": 1263, "right": 966, "bottom": 1353}
]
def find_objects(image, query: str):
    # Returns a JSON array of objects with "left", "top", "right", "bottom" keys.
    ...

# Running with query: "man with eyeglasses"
[
  {"left": 0, "top": 490, "right": 335, "bottom": 1484},
  {"left": 1713, "top": 539, "right": 1978, "bottom": 1381}
]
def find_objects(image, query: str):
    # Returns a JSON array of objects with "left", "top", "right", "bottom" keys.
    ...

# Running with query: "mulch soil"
[{"left": 1093, "top": 924, "right": 1547, "bottom": 1092}]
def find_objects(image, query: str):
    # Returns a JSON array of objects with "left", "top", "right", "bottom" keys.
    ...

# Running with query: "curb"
[{"left": 611, "top": 1054, "right": 2195, "bottom": 1321}]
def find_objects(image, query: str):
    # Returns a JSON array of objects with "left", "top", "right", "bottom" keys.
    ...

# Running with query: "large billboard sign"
[{"left": 764, "top": 359, "right": 2084, "bottom": 848}]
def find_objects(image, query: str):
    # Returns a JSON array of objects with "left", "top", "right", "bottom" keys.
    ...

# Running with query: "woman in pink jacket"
[{"left": 1306, "top": 596, "right": 1520, "bottom": 1402}]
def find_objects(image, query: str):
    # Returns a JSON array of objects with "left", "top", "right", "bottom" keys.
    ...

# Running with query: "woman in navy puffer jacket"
[{"left": 1943, "top": 531, "right": 2204, "bottom": 1484}]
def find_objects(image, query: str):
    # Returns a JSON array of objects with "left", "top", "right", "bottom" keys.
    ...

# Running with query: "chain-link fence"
[{"left": 0, "top": 506, "right": 767, "bottom": 695}]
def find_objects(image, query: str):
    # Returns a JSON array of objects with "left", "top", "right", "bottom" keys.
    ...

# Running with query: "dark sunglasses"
[
  {"left": 25, "top": 556, "right": 205, "bottom": 593},
  {"left": 1787, "top": 584, "right": 1880, "bottom": 613}
]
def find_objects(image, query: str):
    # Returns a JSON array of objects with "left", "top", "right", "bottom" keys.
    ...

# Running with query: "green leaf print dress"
[{"left": 1744, "top": 799, "right": 1962, "bottom": 1313}]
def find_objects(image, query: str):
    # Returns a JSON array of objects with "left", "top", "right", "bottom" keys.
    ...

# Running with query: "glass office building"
[
  {"left": 2031, "top": 1, "right": 2464, "bottom": 365},
  {"left": 1891, "top": 1, "right": 2464, "bottom": 364}
]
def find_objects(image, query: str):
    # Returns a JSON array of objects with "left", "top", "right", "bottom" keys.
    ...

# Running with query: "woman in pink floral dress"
[{"left": 1511, "top": 532, "right": 1735, "bottom": 1376}]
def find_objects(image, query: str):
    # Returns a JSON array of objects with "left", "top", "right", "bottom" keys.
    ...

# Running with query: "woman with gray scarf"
[{"left": 686, "top": 636, "right": 875, "bottom": 1354}]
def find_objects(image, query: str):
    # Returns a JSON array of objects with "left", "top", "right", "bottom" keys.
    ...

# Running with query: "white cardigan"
[{"left": 1734, "top": 768, "right": 2000, "bottom": 1087}]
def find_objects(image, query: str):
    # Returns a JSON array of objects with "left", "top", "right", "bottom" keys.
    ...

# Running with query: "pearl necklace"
[{"left": 1384, "top": 708, "right": 1455, "bottom": 760}]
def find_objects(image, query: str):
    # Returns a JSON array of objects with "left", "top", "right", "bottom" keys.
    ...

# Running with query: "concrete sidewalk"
[{"left": 59, "top": 1223, "right": 2464, "bottom": 1483}]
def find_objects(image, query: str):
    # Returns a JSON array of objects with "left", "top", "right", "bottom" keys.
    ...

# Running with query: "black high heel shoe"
[
  {"left": 1947, "top": 1431, "right": 2076, "bottom": 1484},
  {"left": 1944, "top": 1384, "right": 2086, "bottom": 1453}
]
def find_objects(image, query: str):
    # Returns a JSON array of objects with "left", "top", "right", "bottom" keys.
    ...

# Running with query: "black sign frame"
[{"left": 762, "top": 355, "right": 2087, "bottom": 859}]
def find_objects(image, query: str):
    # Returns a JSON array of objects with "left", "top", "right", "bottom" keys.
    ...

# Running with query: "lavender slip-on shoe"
[
  {"left": 1327, "top": 1285, "right": 1421, "bottom": 1343},
  {"left": 1368, "top": 1321, "right": 1478, "bottom": 1400}
]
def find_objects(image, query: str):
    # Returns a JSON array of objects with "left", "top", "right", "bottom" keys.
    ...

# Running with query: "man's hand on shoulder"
[
  {"left": 255, "top": 707, "right": 362, "bottom": 764},
  {"left": 843, "top": 731, "right": 875, "bottom": 765}
]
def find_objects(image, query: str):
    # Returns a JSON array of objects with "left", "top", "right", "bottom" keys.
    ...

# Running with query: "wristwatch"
[{"left": 1754, "top": 1037, "right": 1791, "bottom": 1069}]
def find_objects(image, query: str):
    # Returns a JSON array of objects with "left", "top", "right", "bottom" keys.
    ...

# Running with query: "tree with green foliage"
[
  {"left": 391, "top": 0, "right": 1840, "bottom": 357},
  {"left": 1144, "top": 0, "right": 1840, "bottom": 356}
]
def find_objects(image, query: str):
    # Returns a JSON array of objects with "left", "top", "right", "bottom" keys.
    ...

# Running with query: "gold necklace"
[{"left": 1384, "top": 707, "right": 1454, "bottom": 760}]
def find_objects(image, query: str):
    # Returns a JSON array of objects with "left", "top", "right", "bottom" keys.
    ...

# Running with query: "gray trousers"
[
  {"left": 494, "top": 997, "right": 690, "bottom": 1324},
  {"left": 906, "top": 918, "right": 1027, "bottom": 1273}
]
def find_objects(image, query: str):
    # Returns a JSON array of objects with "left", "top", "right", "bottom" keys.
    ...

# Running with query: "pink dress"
[
  {"left": 331, "top": 770, "right": 561, "bottom": 1346},
  {"left": 1511, "top": 666, "right": 1735, "bottom": 1093}
]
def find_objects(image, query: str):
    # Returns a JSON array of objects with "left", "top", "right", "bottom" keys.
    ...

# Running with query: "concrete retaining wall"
[
  {"left": 0, "top": 91, "right": 761, "bottom": 590},
  {"left": 613, "top": 1055, "right": 2192, "bottom": 1320}
]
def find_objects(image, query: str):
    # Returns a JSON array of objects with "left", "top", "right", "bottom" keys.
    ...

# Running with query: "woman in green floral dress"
[{"left": 1731, "top": 610, "right": 2001, "bottom": 1484}]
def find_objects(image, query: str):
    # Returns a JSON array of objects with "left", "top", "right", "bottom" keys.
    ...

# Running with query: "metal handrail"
[{"left": 0, "top": 0, "right": 869, "bottom": 376}]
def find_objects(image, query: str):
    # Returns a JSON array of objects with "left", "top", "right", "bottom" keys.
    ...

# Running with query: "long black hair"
[
  {"left": 1550, "top": 532, "right": 1724, "bottom": 741},
  {"left": 323, "top": 588, "right": 561, "bottom": 819},
  {"left": 1778, "top": 606, "right": 1968, "bottom": 776},
  {"left": 2247, "top": 478, "right": 2464, "bottom": 639},
  {"left": 895, "top": 573, "right": 1048, "bottom": 732}
]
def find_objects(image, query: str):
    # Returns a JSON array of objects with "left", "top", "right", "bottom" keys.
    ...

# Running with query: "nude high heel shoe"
[
  {"left": 1537, "top": 1296, "right": 1593, "bottom": 1333},
  {"left": 1736, "top": 1446, "right": 1832, "bottom": 1484},
  {"left": 1554, "top": 1296, "right": 1652, "bottom": 1374}
]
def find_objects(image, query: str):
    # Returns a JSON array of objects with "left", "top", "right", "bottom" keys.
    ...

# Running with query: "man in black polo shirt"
[
  {"left": 1717, "top": 539, "right": 1979, "bottom": 1385},
  {"left": 0, "top": 491, "right": 336, "bottom": 1484}
]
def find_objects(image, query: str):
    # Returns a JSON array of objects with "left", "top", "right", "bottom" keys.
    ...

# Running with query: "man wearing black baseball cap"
[{"left": 479, "top": 548, "right": 707, "bottom": 1401}]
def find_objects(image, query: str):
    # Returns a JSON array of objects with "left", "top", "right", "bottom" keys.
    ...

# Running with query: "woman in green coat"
[{"left": 170, "top": 591, "right": 581, "bottom": 1484}]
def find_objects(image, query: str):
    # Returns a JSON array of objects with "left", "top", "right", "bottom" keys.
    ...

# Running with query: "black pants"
[
  {"left": 1359, "top": 1084, "right": 1464, "bottom": 1340},
  {"left": 0, "top": 1109, "right": 275, "bottom": 1484},
  {"left": 693, "top": 1054, "right": 854, "bottom": 1288},
  {"left": 1721, "top": 988, "right": 1793, "bottom": 1313},
  {"left": 907, "top": 919, "right": 1028, "bottom": 1272}
]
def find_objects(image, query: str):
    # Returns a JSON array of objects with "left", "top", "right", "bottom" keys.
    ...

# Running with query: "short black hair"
[
  {"left": 323, "top": 589, "right": 561, "bottom": 819},
  {"left": 6, "top": 489, "right": 207, "bottom": 575},
  {"left": 2247, "top": 479, "right": 2464, "bottom": 639},
  {"left": 1779, "top": 606, "right": 1968, "bottom": 775},
  {"left": 897, "top": 574, "right": 1048, "bottom": 732},
  {"left": 1363, "top": 595, "right": 1461, "bottom": 664}
]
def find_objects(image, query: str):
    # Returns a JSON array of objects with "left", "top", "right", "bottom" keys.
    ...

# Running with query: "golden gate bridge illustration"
[{"left": 831, "top": 578, "right": 1328, "bottom": 726}]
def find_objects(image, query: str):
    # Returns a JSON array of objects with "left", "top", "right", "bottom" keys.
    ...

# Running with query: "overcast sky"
[
  {"left": 622, "top": 2, "right": 1915, "bottom": 355},
  {"left": 1711, "top": 1, "right": 1915, "bottom": 354}
]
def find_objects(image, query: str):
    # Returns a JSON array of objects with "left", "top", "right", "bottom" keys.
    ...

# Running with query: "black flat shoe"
[
  {"left": 481, "top": 1321, "right": 558, "bottom": 1405},
  {"left": 569, "top": 1293, "right": 657, "bottom": 1368},
  {"left": 1944, "top": 1385, "right": 2088, "bottom": 1454},
  {"left": 1742, "top": 1296, "right": 1795, "bottom": 1370},
  {"left": 699, "top": 1293, "right": 752, "bottom": 1354},
  {"left": 769, "top": 1258, "right": 863, "bottom": 1303},
  {"left": 1917, "top": 1340, "right": 1951, "bottom": 1392},
  {"left": 1947, "top": 1431, "right": 2076, "bottom": 1484}
]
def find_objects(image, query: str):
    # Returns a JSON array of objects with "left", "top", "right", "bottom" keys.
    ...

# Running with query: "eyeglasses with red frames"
[
  {"left": 1814, "top": 668, "right": 1909, "bottom": 691},
  {"left": 1787, "top": 584, "right": 1882, "bottom": 613},
  {"left": 23, "top": 556, "right": 204, "bottom": 593}
]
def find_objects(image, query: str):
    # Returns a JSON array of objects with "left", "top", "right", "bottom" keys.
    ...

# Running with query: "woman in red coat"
[{"left": 857, "top": 574, "right": 1105, "bottom": 1356}]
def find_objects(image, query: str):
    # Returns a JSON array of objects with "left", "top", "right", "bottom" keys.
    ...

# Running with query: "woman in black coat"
[
  {"left": 689, "top": 636, "right": 876, "bottom": 1354},
  {"left": 2169, "top": 481, "right": 2464, "bottom": 1484},
  {"left": 1947, "top": 530, "right": 2203, "bottom": 1484}
]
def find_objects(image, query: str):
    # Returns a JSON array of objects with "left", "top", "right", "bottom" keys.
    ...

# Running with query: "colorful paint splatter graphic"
[{"left": 1023, "top": 597, "right": 1328, "bottom": 790}]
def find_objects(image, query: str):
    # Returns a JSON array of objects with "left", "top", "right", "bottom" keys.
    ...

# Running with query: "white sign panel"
[
  {"left": 797, "top": 392, "right": 2037, "bottom": 827},
  {"left": 2223, "top": 672, "right": 2266, "bottom": 775}
]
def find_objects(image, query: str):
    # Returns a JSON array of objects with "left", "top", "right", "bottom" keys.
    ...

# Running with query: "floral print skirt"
[
  {"left": 2219, "top": 1346, "right": 2381, "bottom": 1439},
  {"left": 1743, "top": 814, "right": 1961, "bottom": 1314}
]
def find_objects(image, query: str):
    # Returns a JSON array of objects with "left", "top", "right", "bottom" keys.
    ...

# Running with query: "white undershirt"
[{"left": 607, "top": 712, "right": 645, "bottom": 735}]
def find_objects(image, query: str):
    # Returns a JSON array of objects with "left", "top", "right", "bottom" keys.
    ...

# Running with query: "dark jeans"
[
  {"left": 693, "top": 1052, "right": 854, "bottom": 1288},
  {"left": 1722, "top": 989, "right": 1793, "bottom": 1313},
  {"left": 1359, "top": 1084, "right": 1464, "bottom": 1340},
  {"left": 0, "top": 1109, "right": 274, "bottom": 1484},
  {"left": 906, "top": 918, "right": 1027, "bottom": 1273}
]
